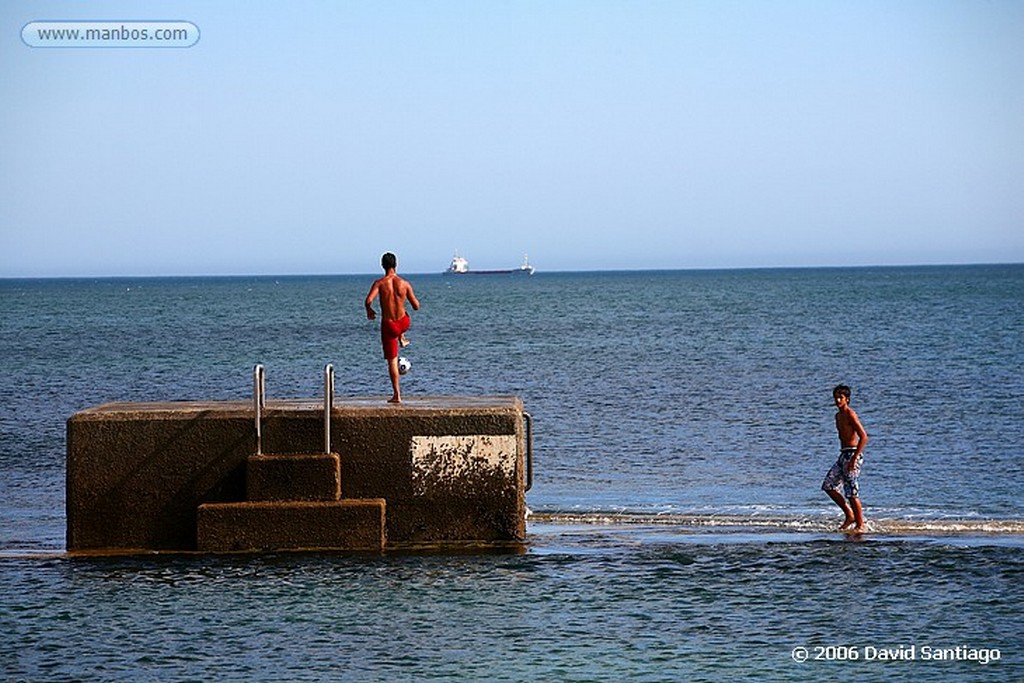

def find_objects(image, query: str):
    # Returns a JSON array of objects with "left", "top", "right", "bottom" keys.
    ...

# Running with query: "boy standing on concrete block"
[{"left": 365, "top": 252, "right": 420, "bottom": 403}]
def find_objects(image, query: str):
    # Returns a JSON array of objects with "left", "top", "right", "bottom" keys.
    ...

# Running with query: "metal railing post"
[
  {"left": 523, "top": 411, "right": 533, "bottom": 492},
  {"left": 253, "top": 364, "right": 265, "bottom": 455},
  {"left": 324, "top": 363, "right": 334, "bottom": 454}
]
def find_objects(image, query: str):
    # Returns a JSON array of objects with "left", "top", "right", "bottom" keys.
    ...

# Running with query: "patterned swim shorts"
[{"left": 821, "top": 447, "right": 863, "bottom": 499}]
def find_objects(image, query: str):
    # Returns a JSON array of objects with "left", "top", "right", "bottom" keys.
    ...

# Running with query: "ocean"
[{"left": 1, "top": 265, "right": 1022, "bottom": 681}]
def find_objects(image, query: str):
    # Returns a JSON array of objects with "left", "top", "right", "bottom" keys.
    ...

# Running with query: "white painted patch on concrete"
[{"left": 411, "top": 435, "right": 516, "bottom": 496}]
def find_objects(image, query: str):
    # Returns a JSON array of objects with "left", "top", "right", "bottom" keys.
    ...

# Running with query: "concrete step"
[
  {"left": 197, "top": 499, "right": 386, "bottom": 552},
  {"left": 247, "top": 452, "right": 340, "bottom": 502}
]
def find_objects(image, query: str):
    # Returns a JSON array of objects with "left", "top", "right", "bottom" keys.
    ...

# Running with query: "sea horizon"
[{"left": 2, "top": 259, "right": 1022, "bottom": 282}]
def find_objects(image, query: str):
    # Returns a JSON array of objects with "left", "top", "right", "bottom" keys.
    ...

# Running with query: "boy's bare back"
[{"left": 366, "top": 273, "right": 419, "bottom": 322}]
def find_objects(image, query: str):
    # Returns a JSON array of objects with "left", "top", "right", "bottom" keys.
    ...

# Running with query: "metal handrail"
[
  {"left": 323, "top": 363, "right": 334, "bottom": 454},
  {"left": 523, "top": 411, "right": 533, "bottom": 492},
  {"left": 253, "top": 364, "right": 266, "bottom": 455}
]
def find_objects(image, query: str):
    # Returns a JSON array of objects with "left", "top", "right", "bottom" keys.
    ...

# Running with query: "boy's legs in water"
[
  {"left": 822, "top": 449, "right": 865, "bottom": 532},
  {"left": 825, "top": 488, "right": 856, "bottom": 529},
  {"left": 825, "top": 489, "right": 864, "bottom": 531},
  {"left": 848, "top": 496, "right": 865, "bottom": 532}
]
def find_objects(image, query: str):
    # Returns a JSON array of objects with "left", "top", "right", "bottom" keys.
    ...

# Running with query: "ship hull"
[{"left": 443, "top": 268, "right": 534, "bottom": 276}]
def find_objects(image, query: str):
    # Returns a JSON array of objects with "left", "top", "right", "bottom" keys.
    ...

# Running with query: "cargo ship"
[{"left": 444, "top": 253, "right": 535, "bottom": 276}]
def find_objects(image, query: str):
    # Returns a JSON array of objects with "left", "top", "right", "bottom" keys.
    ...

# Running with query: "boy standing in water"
[
  {"left": 365, "top": 252, "right": 420, "bottom": 403},
  {"left": 821, "top": 384, "right": 869, "bottom": 532}
]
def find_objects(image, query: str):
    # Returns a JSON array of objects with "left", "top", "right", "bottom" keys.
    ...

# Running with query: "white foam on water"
[{"left": 530, "top": 510, "right": 1024, "bottom": 537}]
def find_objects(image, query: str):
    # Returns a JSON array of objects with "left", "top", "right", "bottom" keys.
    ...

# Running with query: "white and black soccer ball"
[{"left": 397, "top": 356, "right": 412, "bottom": 375}]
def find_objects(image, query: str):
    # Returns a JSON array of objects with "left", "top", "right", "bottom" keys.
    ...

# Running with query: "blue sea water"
[{"left": 1, "top": 265, "right": 1022, "bottom": 681}]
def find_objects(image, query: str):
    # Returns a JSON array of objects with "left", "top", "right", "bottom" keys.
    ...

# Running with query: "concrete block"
[
  {"left": 67, "top": 396, "right": 527, "bottom": 552},
  {"left": 66, "top": 402, "right": 253, "bottom": 552},
  {"left": 197, "top": 499, "right": 386, "bottom": 552},
  {"left": 247, "top": 452, "right": 340, "bottom": 501},
  {"left": 337, "top": 402, "right": 526, "bottom": 544}
]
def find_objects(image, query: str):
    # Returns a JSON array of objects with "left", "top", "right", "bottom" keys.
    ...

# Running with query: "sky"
[{"left": 1, "top": 1, "right": 1022, "bottom": 277}]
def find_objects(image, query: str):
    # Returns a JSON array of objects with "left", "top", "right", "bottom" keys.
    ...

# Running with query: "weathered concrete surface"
[
  {"left": 197, "top": 499, "right": 386, "bottom": 552},
  {"left": 248, "top": 453, "right": 340, "bottom": 502},
  {"left": 66, "top": 402, "right": 252, "bottom": 552},
  {"left": 66, "top": 396, "right": 527, "bottom": 553},
  {"left": 333, "top": 398, "right": 526, "bottom": 545}
]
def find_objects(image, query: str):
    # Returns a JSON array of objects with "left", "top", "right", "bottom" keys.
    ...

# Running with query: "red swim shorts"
[{"left": 380, "top": 313, "right": 410, "bottom": 360}]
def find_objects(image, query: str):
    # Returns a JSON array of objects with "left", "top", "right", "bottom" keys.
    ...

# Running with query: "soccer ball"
[{"left": 397, "top": 356, "right": 412, "bottom": 375}]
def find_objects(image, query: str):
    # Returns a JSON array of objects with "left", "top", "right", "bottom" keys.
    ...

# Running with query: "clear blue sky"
[{"left": 2, "top": 1, "right": 1022, "bottom": 276}]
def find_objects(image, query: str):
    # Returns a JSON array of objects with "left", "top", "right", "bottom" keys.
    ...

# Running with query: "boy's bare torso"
[
  {"left": 834, "top": 396, "right": 866, "bottom": 451},
  {"left": 835, "top": 410, "right": 861, "bottom": 448},
  {"left": 374, "top": 274, "right": 413, "bottom": 321}
]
